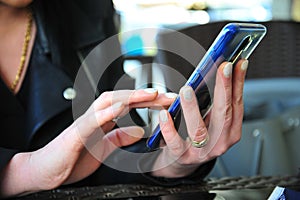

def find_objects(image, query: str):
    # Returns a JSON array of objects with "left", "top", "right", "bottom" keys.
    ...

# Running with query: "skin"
[
  {"left": 0, "top": 1, "right": 36, "bottom": 93},
  {"left": 0, "top": 0, "right": 33, "bottom": 8},
  {"left": 0, "top": 0, "right": 249, "bottom": 197}
]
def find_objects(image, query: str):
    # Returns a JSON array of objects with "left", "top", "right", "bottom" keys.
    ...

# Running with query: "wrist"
[{"left": 0, "top": 152, "right": 40, "bottom": 198}]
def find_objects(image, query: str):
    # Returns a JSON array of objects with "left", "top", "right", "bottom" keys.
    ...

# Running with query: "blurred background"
[{"left": 113, "top": 0, "right": 300, "bottom": 56}]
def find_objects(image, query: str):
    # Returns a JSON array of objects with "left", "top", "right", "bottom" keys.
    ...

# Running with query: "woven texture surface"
[
  {"left": 13, "top": 175, "right": 300, "bottom": 200},
  {"left": 247, "top": 21, "right": 300, "bottom": 79}
]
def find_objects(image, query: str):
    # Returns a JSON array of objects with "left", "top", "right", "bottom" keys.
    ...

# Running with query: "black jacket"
[
  {"left": 0, "top": 0, "right": 215, "bottom": 187},
  {"left": 1, "top": 0, "right": 125, "bottom": 163}
]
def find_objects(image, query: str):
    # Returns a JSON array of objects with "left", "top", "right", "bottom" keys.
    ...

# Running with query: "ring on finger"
[{"left": 191, "top": 135, "right": 209, "bottom": 148}]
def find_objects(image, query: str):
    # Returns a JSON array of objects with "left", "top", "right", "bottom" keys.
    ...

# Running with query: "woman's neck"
[
  {"left": 0, "top": 4, "right": 35, "bottom": 94},
  {"left": 0, "top": 5, "right": 28, "bottom": 36}
]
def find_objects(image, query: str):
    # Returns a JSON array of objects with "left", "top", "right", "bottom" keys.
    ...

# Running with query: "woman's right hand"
[{"left": 0, "top": 88, "right": 175, "bottom": 197}]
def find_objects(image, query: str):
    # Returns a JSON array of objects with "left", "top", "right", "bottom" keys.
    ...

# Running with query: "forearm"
[{"left": 0, "top": 152, "right": 39, "bottom": 198}]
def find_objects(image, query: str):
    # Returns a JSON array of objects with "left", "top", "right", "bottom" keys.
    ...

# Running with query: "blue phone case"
[{"left": 146, "top": 23, "right": 267, "bottom": 151}]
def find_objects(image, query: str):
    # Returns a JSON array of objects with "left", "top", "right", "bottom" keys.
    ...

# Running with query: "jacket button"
[{"left": 63, "top": 88, "right": 76, "bottom": 100}]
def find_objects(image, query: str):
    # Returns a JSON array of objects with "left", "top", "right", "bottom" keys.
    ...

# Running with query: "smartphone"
[{"left": 146, "top": 23, "right": 267, "bottom": 151}]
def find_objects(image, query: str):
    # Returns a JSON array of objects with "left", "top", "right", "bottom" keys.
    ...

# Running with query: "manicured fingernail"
[
  {"left": 159, "top": 110, "right": 168, "bottom": 122},
  {"left": 241, "top": 60, "right": 249, "bottom": 71},
  {"left": 223, "top": 62, "right": 233, "bottom": 78},
  {"left": 182, "top": 87, "right": 193, "bottom": 101},
  {"left": 131, "top": 127, "right": 145, "bottom": 138},
  {"left": 144, "top": 88, "right": 157, "bottom": 93},
  {"left": 112, "top": 102, "right": 123, "bottom": 111},
  {"left": 165, "top": 92, "right": 178, "bottom": 99}
]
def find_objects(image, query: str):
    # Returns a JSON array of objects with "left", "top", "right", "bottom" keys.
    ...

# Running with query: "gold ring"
[{"left": 191, "top": 135, "right": 209, "bottom": 148}]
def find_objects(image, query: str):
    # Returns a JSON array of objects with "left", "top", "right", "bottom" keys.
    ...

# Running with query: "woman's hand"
[
  {"left": 0, "top": 89, "right": 175, "bottom": 197},
  {"left": 152, "top": 59, "right": 249, "bottom": 178}
]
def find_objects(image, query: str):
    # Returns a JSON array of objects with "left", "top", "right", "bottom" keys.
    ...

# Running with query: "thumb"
[
  {"left": 105, "top": 126, "right": 144, "bottom": 146},
  {"left": 101, "top": 126, "right": 144, "bottom": 159}
]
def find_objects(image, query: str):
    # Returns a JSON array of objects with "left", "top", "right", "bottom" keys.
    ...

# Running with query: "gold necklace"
[{"left": 10, "top": 10, "right": 33, "bottom": 92}]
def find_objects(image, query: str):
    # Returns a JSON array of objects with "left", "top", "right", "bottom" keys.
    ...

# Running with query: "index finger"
[
  {"left": 130, "top": 92, "right": 177, "bottom": 109},
  {"left": 92, "top": 88, "right": 159, "bottom": 111}
]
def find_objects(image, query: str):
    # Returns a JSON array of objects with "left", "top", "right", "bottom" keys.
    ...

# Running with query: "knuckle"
[
  {"left": 168, "top": 139, "right": 184, "bottom": 156},
  {"left": 215, "top": 146, "right": 228, "bottom": 157},
  {"left": 93, "top": 91, "right": 112, "bottom": 109},
  {"left": 192, "top": 126, "right": 208, "bottom": 141},
  {"left": 223, "top": 105, "right": 233, "bottom": 124},
  {"left": 230, "top": 132, "right": 242, "bottom": 144},
  {"left": 99, "top": 91, "right": 112, "bottom": 101},
  {"left": 196, "top": 125, "right": 208, "bottom": 135},
  {"left": 177, "top": 158, "right": 195, "bottom": 166},
  {"left": 233, "top": 96, "right": 244, "bottom": 107}
]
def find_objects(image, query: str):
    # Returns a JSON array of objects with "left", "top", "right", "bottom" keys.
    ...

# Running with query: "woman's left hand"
[{"left": 152, "top": 59, "right": 248, "bottom": 177}]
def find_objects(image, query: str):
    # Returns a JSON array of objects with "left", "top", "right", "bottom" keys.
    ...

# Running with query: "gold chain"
[{"left": 10, "top": 10, "right": 33, "bottom": 92}]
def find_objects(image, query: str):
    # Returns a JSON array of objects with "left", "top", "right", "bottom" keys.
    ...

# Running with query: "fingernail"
[
  {"left": 223, "top": 62, "right": 233, "bottom": 78},
  {"left": 159, "top": 110, "right": 168, "bottom": 122},
  {"left": 165, "top": 92, "right": 178, "bottom": 99},
  {"left": 241, "top": 60, "right": 249, "bottom": 71},
  {"left": 182, "top": 87, "right": 193, "bottom": 101},
  {"left": 131, "top": 127, "right": 145, "bottom": 138},
  {"left": 112, "top": 102, "right": 123, "bottom": 111},
  {"left": 144, "top": 88, "right": 157, "bottom": 93}
]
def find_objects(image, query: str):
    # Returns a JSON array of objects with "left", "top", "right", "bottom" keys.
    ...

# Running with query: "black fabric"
[
  {"left": 17, "top": 32, "right": 73, "bottom": 149},
  {"left": 0, "top": 148, "right": 19, "bottom": 172}
]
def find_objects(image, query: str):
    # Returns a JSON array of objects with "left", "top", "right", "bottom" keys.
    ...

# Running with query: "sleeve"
[
  {"left": 0, "top": 148, "right": 19, "bottom": 172},
  {"left": 0, "top": 82, "right": 25, "bottom": 172}
]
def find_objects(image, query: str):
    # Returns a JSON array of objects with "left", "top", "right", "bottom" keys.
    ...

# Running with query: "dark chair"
[
  {"left": 246, "top": 21, "right": 300, "bottom": 79},
  {"left": 154, "top": 20, "right": 300, "bottom": 82}
]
